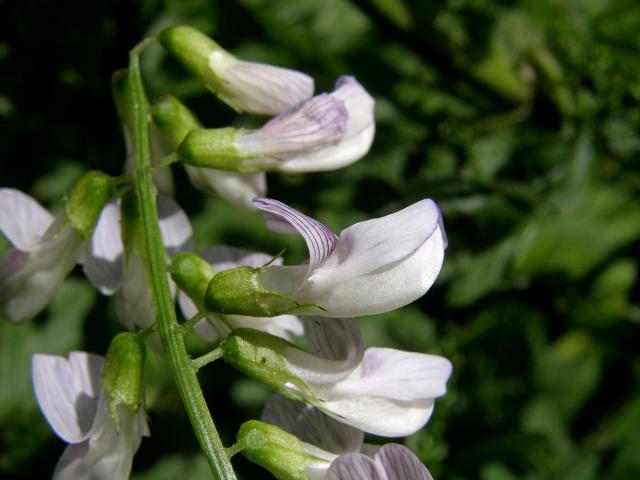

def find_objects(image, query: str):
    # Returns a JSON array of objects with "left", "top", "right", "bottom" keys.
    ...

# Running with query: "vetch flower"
[
  {"left": 178, "top": 76, "right": 375, "bottom": 173},
  {"left": 206, "top": 197, "right": 446, "bottom": 318},
  {"left": 237, "top": 395, "right": 434, "bottom": 479},
  {"left": 160, "top": 25, "right": 314, "bottom": 115},
  {"left": 175, "top": 246, "right": 303, "bottom": 342},
  {"left": 32, "top": 351, "right": 148, "bottom": 479},
  {"left": 222, "top": 317, "right": 452, "bottom": 437},
  {"left": 0, "top": 173, "right": 114, "bottom": 323},
  {"left": 152, "top": 95, "right": 266, "bottom": 211}
]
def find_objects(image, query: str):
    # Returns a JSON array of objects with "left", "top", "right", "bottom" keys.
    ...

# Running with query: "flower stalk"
[{"left": 128, "top": 49, "right": 236, "bottom": 479}]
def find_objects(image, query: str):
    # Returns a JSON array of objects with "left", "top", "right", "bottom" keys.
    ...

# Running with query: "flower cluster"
[{"left": 1, "top": 25, "right": 453, "bottom": 479}]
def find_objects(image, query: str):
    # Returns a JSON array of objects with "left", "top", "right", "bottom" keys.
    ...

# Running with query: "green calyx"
[
  {"left": 65, "top": 171, "right": 115, "bottom": 238},
  {"left": 152, "top": 95, "right": 202, "bottom": 148},
  {"left": 236, "top": 420, "right": 309, "bottom": 480},
  {"left": 178, "top": 128, "right": 255, "bottom": 172},
  {"left": 170, "top": 252, "right": 216, "bottom": 308},
  {"left": 102, "top": 332, "right": 146, "bottom": 431},
  {"left": 222, "top": 329, "right": 317, "bottom": 404},
  {"left": 205, "top": 266, "right": 301, "bottom": 317},
  {"left": 159, "top": 26, "right": 228, "bottom": 93}
]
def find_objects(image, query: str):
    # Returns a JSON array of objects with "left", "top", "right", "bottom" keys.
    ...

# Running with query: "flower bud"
[
  {"left": 65, "top": 171, "right": 116, "bottom": 238},
  {"left": 222, "top": 329, "right": 317, "bottom": 403},
  {"left": 205, "top": 266, "right": 306, "bottom": 316},
  {"left": 159, "top": 25, "right": 313, "bottom": 115},
  {"left": 236, "top": 420, "right": 310, "bottom": 480},
  {"left": 170, "top": 252, "right": 215, "bottom": 308},
  {"left": 152, "top": 95, "right": 201, "bottom": 147},
  {"left": 102, "top": 332, "right": 145, "bottom": 430}
]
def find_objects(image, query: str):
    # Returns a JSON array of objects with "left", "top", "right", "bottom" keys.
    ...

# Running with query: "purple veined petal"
[
  {"left": 209, "top": 52, "right": 314, "bottom": 116},
  {"left": 272, "top": 76, "right": 375, "bottom": 173},
  {"left": 32, "top": 352, "right": 104, "bottom": 444},
  {"left": 375, "top": 444, "right": 434, "bottom": 480},
  {"left": 83, "top": 199, "right": 124, "bottom": 295},
  {"left": 157, "top": 196, "right": 193, "bottom": 257},
  {"left": 327, "top": 453, "right": 387, "bottom": 480},
  {"left": 328, "top": 348, "right": 452, "bottom": 402},
  {"left": 0, "top": 188, "right": 54, "bottom": 251},
  {"left": 253, "top": 198, "right": 337, "bottom": 273},
  {"left": 262, "top": 395, "right": 364, "bottom": 455},
  {"left": 239, "top": 94, "right": 348, "bottom": 156}
]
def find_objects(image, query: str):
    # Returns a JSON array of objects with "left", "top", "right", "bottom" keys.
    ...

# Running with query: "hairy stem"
[{"left": 128, "top": 49, "right": 236, "bottom": 480}]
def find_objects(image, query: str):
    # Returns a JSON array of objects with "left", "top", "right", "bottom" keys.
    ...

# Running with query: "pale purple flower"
[
  {"left": 208, "top": 197, "right": 446, "bottom": 318},
  {"left": 262, "top": 395, "right": 434, "bottom": 480},
  {"left": 32, "top": 352, "right": 148, "bottom": 479},
  {"left": 0, "top": 189, "right": 85, "bottom": 322},
  {"left": 237, "top": 76, "right": 374, "bottom": 173},
  {"left": 259, "top": 317, "right": 452, "bottom": 437}
]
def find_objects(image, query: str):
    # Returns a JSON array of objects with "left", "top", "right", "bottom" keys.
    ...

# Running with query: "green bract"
[{"left": 170, "top": 252, "right": 216, "bottom": 308}]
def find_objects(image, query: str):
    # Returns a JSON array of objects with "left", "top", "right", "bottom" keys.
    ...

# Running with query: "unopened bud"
[
  {"left": 65, "top": 171, "right": 115, "bottom": 238},
  {"left": 170, "top": 252, "right": 216, "bottom": 308},
  {"left": 152, "top": 95, "right": 201, "bottom": 147},
  {"left": 102, "top": 332, "right": 145, "bottom": 430},
  {"left": 236, "top": 420, "right": 309, "bottom": 480},
  {"left": 159, "top": 25, "right": 313, "bottom": 115}
]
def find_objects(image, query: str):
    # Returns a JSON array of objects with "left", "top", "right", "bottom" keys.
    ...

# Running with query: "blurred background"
[{"left": 2, "top": 0, "right": 640, "bottom": 478}]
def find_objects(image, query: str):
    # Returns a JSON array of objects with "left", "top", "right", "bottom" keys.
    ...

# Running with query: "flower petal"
[
  {"left": 276, "top": 76, "right": 375, "bottom": 173},
  {"left": 83, "top": 199, "right": 124, "bottom": 295},
  {"left": 253, "top": 198, "right": 337, "bottom": 273},
  {"left": 1, "top": 226, "right": 84, "bottom": 322},
  {"left": 375, "top": 444, "right": 433, "bottom": 480},
  {"left": 0, "top": 188, "right": 54, "bottom": 251},
  {"left": 314, "top": 348, "right": 451, "bottom": 436},
  {"left": 262, "top": 395, "right": 363, "bottom": 455},
  {"left": 290, "top": 201, "right": 446, "bottom": 317},
  {"left": 336, "top": 199, "right": 441, "bottom": 277},
  {"left": 32, "top": 352, "right": 103, "bottom": 443},
  {"left": 327, "top": 453, "right": 387, "bottom": 480},
  {"left": 239, "top": 93, "right": 347, "bottom": 155},
  {"left": 184, "top": 166, "right": 266, "bottom": 211},
  {"left": 328, "top": 348, "right": 451, "bottom": 401},
  {"left": 157, "top": 196, "right": 193, "bottom": 256},
  {"left": 201, "top": 244, "right": 280, "bottom": 271},
  {"left": 209, "top": 53, "right": 314, "bottom": 116}
]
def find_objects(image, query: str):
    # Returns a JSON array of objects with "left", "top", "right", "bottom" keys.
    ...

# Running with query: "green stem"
[
  {"left": 128, "top": 50, "right": 236, "bottom": 480},
  {"left": 193, "top": 347, "right": 224, "bottom": 372}
]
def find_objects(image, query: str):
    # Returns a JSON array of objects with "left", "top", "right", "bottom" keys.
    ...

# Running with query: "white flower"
[
  {"left": 251, "top": 317, "right": 452, "bottom": 437},
  {"left": 32, "top": 352, "right": 148, "bottom": 479},
  {"left": 207, "top": 49, "right": 314, "bottom": 116},
  {"left": 184, "top": 166, "right": 267, "bottom": 211},
  {"left": 160, "top": 25, "right": 314, "bottom": 116},
  {"left": 207, "top": 197, "right": 447, "bottom": 318},
  {"left": 0, "top": 189, "right": 85, "bottom": 322},
  {"left": 85, "top": 195, "right": 193, "bottom": 331},
  {"left": 179, "top": 246, "right": 303, "bottom": 342},
  {"left": 262, "top": 396, "right": 434, "bottom": 480},
  {"left": 179, "top": 76, "right": 375, "bottom": 174}
]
